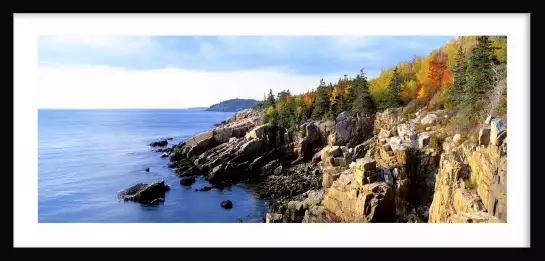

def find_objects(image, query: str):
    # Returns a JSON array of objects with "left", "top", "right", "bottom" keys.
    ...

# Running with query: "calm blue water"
[{"left": 38, "top": 109, "right": 268, "bottom": 223}]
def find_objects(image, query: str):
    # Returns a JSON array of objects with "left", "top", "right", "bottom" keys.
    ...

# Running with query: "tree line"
[{"left": 254, "top": 35, "right": 507, "bottom": 131}]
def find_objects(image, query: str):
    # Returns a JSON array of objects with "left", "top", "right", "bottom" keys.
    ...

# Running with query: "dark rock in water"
[
  {"left": 220, "top": 200, "right": 233, "bottom": 209},
  {"left": 150, "top": 140, "right": 168, "bottom": 147},
  {"left": 155, "top": 147, "right": 173, "bottom": 153},
  {"left": 180, "top": 176, "right": 196, "bottom": 186},
  {"left": 145, "top": 168, "right": 150, "bottom": 172},
  {"left": 236, "top": 218, "right": 243, "bottom": 223},
  {"left": 167, "top": 137, "right": 173, "bottom": 140},
  {"left": 119, "top": 180, "right": 170, "bottom": 204},
  {"left": 160, "top": 153, "right": 169, "bottom": 158},
  {"left": 196, "top": 186, "right": 213, "bottom": 192}
]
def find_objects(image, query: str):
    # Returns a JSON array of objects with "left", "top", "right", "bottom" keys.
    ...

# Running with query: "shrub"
[{"left": 464, "top": 178, "right": 475, "bottom": 190}]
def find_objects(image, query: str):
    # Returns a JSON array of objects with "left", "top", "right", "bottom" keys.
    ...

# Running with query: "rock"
[
  {"left": 378, "top": 129, "right": 391, "bottom": 139},
  {"left": 490, "top": 118, "right": 505, "bottom": 146},
  {"left": 354, "top": 157, "right": 376, "bottom": 187},
  {"left": 329, "top": 146, "right": 342, "bottom": 157},
  {"left": 478, "top": 128, "right": 490, "bottom": 146},
  {"left": 295, "top": 122, "right": 323, "bottom": 159},
  {"left": 119, "top": 180, "right": 170, "bottom": 204},
  {"left": 336, "top": 111, "right": 350, "bottom": 122},
  {"left": 452, "top": 133, "right": 461, "bottom": 144},
  {"left": 389, "top": 136, "right": 403, "bottom": 145},
  {"left": 185, "top": 130, "right": 214, "bottom": 147},
  {"left": 150, "top": 140, "right": 168, "bottom": 147},
  {"left": 421, "top": 114, "right": 437, "bottom": 125},
  {"left": 145, "top": 168, "right": 150, "bottom": 172},
  {"left": 167, "top": 137, "right": 173, "bottom": 140},
  {"left": 426, "top": 127, "right": 431, "bottom": 131},
  {"left": 236, "top": 218, "right": 243, "bottom": 223},
  {"left": 196, "top": 186, "right": 213, "bottom": 192},
  {"left": 220, "top": 200, "right": 233, "bottom": 209},
  {"left": 484, "top": 115, "right": 493, "bottom": 125},
  {"left": 332, "top": 112, "right": 357, "bottom": 146},
  {"left": 284, "top": 201, "right": 306, "bottom": 222},
  {"left": 451, "top": 212, "right": 501, "bottom": 223},
  {"left": 396, "top": 124, "right": 412, "bottom": 138},
  {"left": 160, "top": 152, "right": 169, "bottom": 158},
  {"left": 180, "top": 176, "right": 196, "bottom": 186},
  {"left": 274, "top": 165, "right": 283, "bottom": 175},
  {"left": 418, "top": 134, "right": 430, "bottom": 148},
  {"left": 245, "top": 124, "right": 269, "bottom": 140},
  {"left": 302, "top": 189, "right": 324, "bottom": 210},
  {"left": 323, "top": 176, "right": 395, "bottom": 222},
  {"left": 265, "top": 213, "right": 283, "bottom": 223}
]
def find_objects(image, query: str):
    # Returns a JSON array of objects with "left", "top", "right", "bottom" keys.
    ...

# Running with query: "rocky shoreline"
[{"left": 120, "top": 107, "right": 507, "bottom": 223}]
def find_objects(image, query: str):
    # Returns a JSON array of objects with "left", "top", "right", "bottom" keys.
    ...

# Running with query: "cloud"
[
  {"left": 37, "top": 65, "right": 335, "bottom": 109},
  {"left": 38, "top": 36, "right": 455, "bottom": 75}
]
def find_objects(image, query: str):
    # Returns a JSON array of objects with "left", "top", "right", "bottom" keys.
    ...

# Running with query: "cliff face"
[
  {"left": 162, "top": 106, "right": 506, "bottom": 223},
  {"left": 428, "top": 141, "right": 507, "bottom": 223}
]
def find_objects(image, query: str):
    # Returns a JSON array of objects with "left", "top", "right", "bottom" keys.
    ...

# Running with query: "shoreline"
[{"left": 118, "top": 107, "right": 507, "bottom": 223}]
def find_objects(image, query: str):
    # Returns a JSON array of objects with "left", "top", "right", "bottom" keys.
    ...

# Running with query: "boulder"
[
  {"left": 332, "top": 112, "right": 357, "bottom": 146},
  {"left": 490, "top": 118, "right": 505, "bottom": 146},
  {"left": 265, "top": 213, "right": 283, "bottom": 223},
  {"left": 220, "top": 200, "right": 233, "bottom": 209},
  {"left": 354, "top": 157, "right": 376, "bottom": 187},
  {"left": 185, "top": 130, "right": 214, "bottom": 147},
  {"left": 180, "top": 176, "right": 196, "bottom": 186},
  {"left": 119, "top": 180, "right": 170, "bottom": 204},
  {"left": 329, "top": 146, "right": 342, "bottom": 157},
  {"left": 396, "top": 123, "right": 413, "bottom": 138},
  {"left": 284, "top": 201, "right": 306, "bottom": 222},
  {"left": 150, "top": 140, "right": 168, "bottom": 147},
  {"left": 418, "top": 134, "right": 430, "bottom": 148},
  {"left": 323, "top": 177, "right": 395, "bottom": 222},
  {"left": 421, "top": 114, "right": 437, "bottom": 125},
  {"left": 160, "top": 152, "right": 169, "bottom": 158},
  {"left": 145, "top": 167, "right": 150, "bottom": 172},
  {"left": 245, "top": 124, "right": 269, "bottom": 140},
  {"left": 478, "top": 128, "right": 490, "bottom": 146},
  {"left": 452, "top": 133, "right": 461, "bottom": 144}
]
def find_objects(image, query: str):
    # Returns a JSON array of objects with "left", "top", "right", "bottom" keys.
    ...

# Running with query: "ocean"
[{"left": 38, "top": 109, "right": 268, "bottom": 223}]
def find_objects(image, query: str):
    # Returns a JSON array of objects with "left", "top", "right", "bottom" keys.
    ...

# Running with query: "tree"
[
  {"left": 266, "top": 89, "right": 276, "bottom": 107},
  {"left": 387, "top": 66, "right": 401, "bottom": 107},
  {"left": 276, "top": 90, "right": 292, "bottom": 104},
  {"left": 312, "top": 85, "right": 331, "bottom": 120},
  {"left": 351, "top": 69, "right": 375, "bottom": 115},
  {"left": 446, "top": 46, "right": 467, "bottom": 108},
  {"left": 465, "top": 36, "right": 493, "bottom": 111}
]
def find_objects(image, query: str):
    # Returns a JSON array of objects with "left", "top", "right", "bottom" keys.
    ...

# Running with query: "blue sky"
[{"left": 37, "top": 35, "right": 454, "bottom": 108}]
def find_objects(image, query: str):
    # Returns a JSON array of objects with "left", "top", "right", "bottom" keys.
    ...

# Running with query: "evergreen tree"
[
  {"left": 447, "top": 46, "right": 466, "bottom": 108},
  {"left": 312, "top": 80, "right": 330, "bottom": 120},
  {"left": 465, "top": 36, "right": 493, "bottom": 110},
  {"left": 266, "top": 89, "right": 276, "bottom": 107},
  {"left": 387, "top": 66, "right": 401, "bottom": 107},
  {"left": 351, "top": 69, "right": 375, "bottom": 115}
]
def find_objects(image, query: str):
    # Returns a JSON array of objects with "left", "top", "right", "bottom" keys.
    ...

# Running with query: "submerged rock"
[
  {"left": 180, "top": 176, "right": 196, "bottom": 186},
  {"left": 220, "top": 200, "right": 233, "bottom": 209},
  {"left": 150, "top": 140, "right": 168, "bottom": 147}
]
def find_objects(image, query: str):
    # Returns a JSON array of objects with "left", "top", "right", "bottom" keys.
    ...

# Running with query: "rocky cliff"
[{"left": 148, "top": 105, "right": 506, "bottom": 223}]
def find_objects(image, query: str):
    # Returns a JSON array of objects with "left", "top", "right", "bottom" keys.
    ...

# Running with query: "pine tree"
[
  {"left": 387, "top": 66, "right": 401, "bottom": 107},
  {"left": 447, "top": 46, "right": 466, "bottom": 108},
  {"left": 312, "top": 84, "right": 331, "bottom": 121},
  {"left": 266, "top": 89, "right": 276, "bottom": 107},
  {"left": 351, "top": 69, "right": 375, "bottom": 115},
  {"left": 465, "top": 36, "right": 493, "bottom": 110}
]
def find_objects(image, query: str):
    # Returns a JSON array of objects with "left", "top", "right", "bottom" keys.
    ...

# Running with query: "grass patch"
[{"left": 464, "top": 179, "right": 475, "bottom": 190}]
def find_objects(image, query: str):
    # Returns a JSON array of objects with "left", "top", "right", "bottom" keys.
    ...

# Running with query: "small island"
[{"left": 205, "top": 98, "right": 260, "bottom": 112}]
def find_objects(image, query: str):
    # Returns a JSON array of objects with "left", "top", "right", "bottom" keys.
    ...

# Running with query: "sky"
[{"left": 37, "top": 35, "right": 454, "bottom": 108}]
